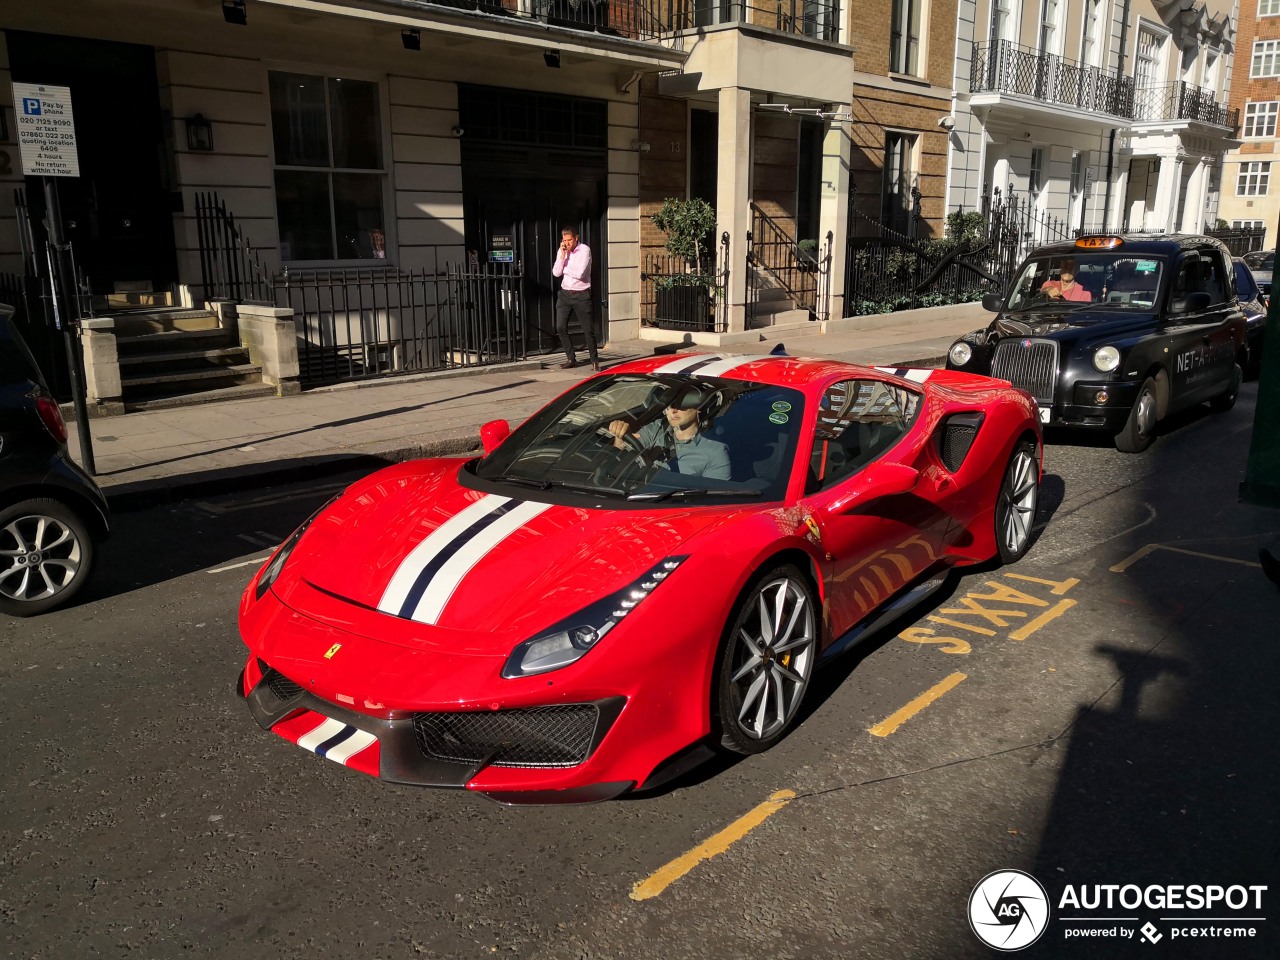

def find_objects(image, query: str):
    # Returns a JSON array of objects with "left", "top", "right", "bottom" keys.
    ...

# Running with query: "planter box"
[{"left": 655, "top": 286, "right": 713, "bottom": 331}]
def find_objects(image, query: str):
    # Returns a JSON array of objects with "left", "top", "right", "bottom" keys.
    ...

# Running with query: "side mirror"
[
  {"left": 982, "top": 293, "right": 1004, "bottom": 312},
  {"left": 480, "top": 419, "right": 511, "bottom": 455},
  {"left": 828, "top": 463, "right": 920, "bottom": 514},
  {"left": 1169, "top": 291, "right": 1212, "bottom": 315}
]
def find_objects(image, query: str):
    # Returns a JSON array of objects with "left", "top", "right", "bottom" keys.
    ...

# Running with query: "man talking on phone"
[{"left": 551, "top": 225, "right": 600, "bottom": 370}]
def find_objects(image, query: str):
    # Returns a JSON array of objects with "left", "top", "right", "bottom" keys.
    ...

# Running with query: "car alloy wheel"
[
  {"left": 0, "top": 498, "right": 94, "bottom": 616},
  {"left": 716, "top": 564, "right": 817, "bottom": 754},
  {"left": 996, "top": 441, "right": 1039, "bottom": 564},
  {"left": 1115, "top": 376, "right": 1158, "bottom": 453}
]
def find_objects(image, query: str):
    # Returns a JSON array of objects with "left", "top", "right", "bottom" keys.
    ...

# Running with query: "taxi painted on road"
[{"left": 946, "top": 234, "right": 1247, "bottom": 452}]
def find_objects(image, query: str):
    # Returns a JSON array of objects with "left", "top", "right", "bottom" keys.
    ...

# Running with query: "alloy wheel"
[
  {"left": 0, "top": 512, "right": 84, "bottom": 603},
  {"left": 1000, "top": 446, "right": 1039, "bottom": 558}
]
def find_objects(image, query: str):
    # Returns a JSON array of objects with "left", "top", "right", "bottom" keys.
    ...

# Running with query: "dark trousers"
[{"left": 554, "top": 288, "right": 598, "bottom": 365}]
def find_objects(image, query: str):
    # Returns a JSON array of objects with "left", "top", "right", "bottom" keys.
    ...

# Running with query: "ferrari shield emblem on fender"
[
  {"left": 804, "top": 516, "right": 821, "bottom": 541},
  {"left": 323, "top": 643, "right": 342, "bottom": 660}
]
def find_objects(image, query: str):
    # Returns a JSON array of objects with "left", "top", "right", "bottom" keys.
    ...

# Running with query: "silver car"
[{"left": 1242, "top": 249, "right": 1274, "bottom": 297}]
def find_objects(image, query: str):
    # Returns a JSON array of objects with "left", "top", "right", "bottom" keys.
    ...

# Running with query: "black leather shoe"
[
  {"left": 591, "top": 361, "right": 602, "bottom": 372},
  {"left": 559, "top": 360, "right": 579, "bottom": 369}
]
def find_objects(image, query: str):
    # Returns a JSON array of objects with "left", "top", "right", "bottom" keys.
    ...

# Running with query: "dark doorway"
[
  {"left": 690, "top": 109, "right": 718, "bottom": 208},
  {"left": 7, "top": 31, "right": 177, "bottom": 296}
]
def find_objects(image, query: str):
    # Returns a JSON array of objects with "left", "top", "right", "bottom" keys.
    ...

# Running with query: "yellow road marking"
[
  {"left": 1110, "top": 544, "right": 1263, "bottom": 573},
  {"left": 1005, "top": 573, "right": 1080, "bottom": 595},
  {"left": 630, "top": 790, "right": 796, "bottom": 901},
  {"left": 926, "top": 614, "right": 997, "bottom": 636},
  {"left": 868, "top": 672, "right": 967, "bottom": 738},
  {"left": 1008, "top": 598, "right": 1077, "bottom": 641}
]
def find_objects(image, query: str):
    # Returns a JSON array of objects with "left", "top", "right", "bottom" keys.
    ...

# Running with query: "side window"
[
  {"left": 1199, "top": 249, "right": 1229, "bottom": 304},
  {"left": 807, "top": 379, "right": 920, "bottom": 493},
  {"left": 1171, "top": 256, "right": 1203, "bottom": 301}
]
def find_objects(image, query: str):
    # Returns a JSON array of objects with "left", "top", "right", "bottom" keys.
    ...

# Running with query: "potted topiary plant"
[{"left": 650, "top": 197, "right": 718, "bottom": 331}]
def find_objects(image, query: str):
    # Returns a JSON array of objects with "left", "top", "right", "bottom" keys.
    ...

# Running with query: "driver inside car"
[{"left": 607, "top": 383, "right": 731, "bottom": 480}]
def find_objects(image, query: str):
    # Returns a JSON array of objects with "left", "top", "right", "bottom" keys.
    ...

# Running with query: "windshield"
[
  {"left": 1005, "top": 252, "right": 1166, "bottom": 310},
  {"left": 472, "top": 373, "right": 805, "bottom": 503},
  {"left": 1243, "top": 251, "right": 1274, "bottom": 271},
  {"left": 1234, "top": 260, "right": 1260, "bottom": 299}
]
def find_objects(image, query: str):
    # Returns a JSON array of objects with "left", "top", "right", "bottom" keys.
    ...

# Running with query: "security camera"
[
  {"left": 450, "top": 125, "right": 464, "bottom": 138},
  {"left": 938, "top": 116, "right": 956, "bottom": 130}
]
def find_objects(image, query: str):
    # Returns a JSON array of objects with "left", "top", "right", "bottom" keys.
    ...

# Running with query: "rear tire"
[
  {"left": 995, "top": 441, "right": 1039, "bottom": 564},
  {"left": 714, "top": 564, "right": 818, "bottom": 755},
  {"left": 0, "top": 498, "right": 96, "bottom": 616},
  {"left": 1115, "top": 376, "right": 1158, "bottom": 453},
  {"left": 1209, "top": 363, "right": 1241, "bottom": 413}
]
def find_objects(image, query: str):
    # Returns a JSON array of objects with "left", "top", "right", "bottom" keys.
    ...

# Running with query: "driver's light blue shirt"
[{"left": 635, "top": 421, "right": 731, "bottom": 481}]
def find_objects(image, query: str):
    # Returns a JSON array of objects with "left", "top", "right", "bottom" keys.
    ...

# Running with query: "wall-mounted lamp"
[
  {"left": 222, "top": 0, "right": 247, "bottom": 25},
  {"left": 185, "top": 114, "right": 214, "bottom": 152},
  {"left": 631, "top": 139, "right": 651, "bottom": 155},
  {"left": 402, "top": 29, "right": 421, "bottom": 50},
  {"left": 543, "top": 49, "right": 561, "bottom": 68}
]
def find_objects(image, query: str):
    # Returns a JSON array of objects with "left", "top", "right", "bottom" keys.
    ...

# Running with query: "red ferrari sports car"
[{"left": 237, "top": 353, "right": 1042, "bottom": 803}]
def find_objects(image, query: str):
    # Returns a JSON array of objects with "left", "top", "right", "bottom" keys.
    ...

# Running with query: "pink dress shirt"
[{"left": 552, "top": 243, "right": 592, "bottom": 292}]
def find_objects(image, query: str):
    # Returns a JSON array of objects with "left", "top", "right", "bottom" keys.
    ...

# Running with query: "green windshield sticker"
[
  {"left": 1135, "top": 260, "right": 1158, "bottom": 273},
  {"left": 771, "top": 400, "right": 792, "bottom": 413},
  {"left": 768, "top": 412, "right": 789, "bottom": 425}
]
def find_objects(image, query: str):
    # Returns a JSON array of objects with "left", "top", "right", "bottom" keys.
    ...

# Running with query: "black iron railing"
[
  {"left": 641, "top": 232, "right": 730, "bottom": 332},
  {"left": 1204, "top": 227, "right": 1266, "bottom": 256},
  {"left": 747, "top": 202, "right": 827, "bottom": 319},
  {"left": 970, "top": 41, "right": 1135, "bottom": 118},
  {"left": 1132, "top": 81, "right": 1237, "bottom": 128},
  {"left": 427, "top": 0, "right": 841, "bottom": 43},
  {"left": 195, "top": 192, "right": 274, "bottom": 305}
]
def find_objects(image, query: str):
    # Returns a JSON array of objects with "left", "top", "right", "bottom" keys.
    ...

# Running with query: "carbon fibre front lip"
[{"left": 244, "top": 670, "right": 626, "bottom": 789}]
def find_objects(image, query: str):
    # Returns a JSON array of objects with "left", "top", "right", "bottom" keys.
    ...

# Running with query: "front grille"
[
  {"left": 265, "top": 669, "right": 303, "bottom": 702},
  {"left": 413, "top": 704, "right": 600, "bottom": 768},
  {"left": 991, "top": 338, "right": 1059, "bottom": 404}
]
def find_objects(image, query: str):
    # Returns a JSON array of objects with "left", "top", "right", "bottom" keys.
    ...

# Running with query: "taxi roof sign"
[{"left": 1075, "top": 235, "right": 1123, "bottom": 249}]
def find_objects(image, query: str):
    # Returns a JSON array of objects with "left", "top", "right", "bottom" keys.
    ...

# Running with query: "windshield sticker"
[
  {"left": 771, "top": 400, "right": 792, "bottom": 413},
  {"left": 768, "top": 412, "right": 789, "bottom": 424},
  {"left": 1135, "top": 260, "right": 1158, "bottom": 273}
]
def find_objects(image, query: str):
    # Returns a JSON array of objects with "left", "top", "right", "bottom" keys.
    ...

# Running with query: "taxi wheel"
[
  {"left": 1209, "top": 363, "right": 1241, "bottom": 414},
  {"left": 714, "top": 564, "right": 818, "bottom": 755},
  {"left": 1115, "top": 377, "right": 1158, "bottom": 453}
]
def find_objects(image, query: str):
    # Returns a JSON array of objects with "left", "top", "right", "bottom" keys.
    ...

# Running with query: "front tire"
[
  {"left": 1115, "top": 376, "right": 1158, "bottom": 453},
  {"left": 0, "top": 498, "right": 96, "bottom": 616},
  {"left": 1209, "top": 363, "right": 1241, "bottom": 413},
  {"left": 714, "top": 564, "right": 818, "bottom": 755},
  {"left": 995, "top": 441, "right": 1039, "bottom": 564}
]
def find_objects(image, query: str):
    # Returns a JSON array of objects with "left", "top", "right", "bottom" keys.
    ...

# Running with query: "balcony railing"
[
  {"left": 970, "top": 40, "right": 1135, "bottom": 119},
  {"left": 1132, "top": 81, "right": 1238, "bottom": 129},
  {"left": 428, "top": 0, "right": 841, "bottom": 43}
]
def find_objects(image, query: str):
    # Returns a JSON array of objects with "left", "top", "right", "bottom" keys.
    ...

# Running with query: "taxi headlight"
[
  {"left": 502, "top": 556, "right": 687, "bottom": 678},
  {"left": 948, "top": 341, "right": 973, "bottom": 367},
  {"left": 1092, "top": 345, "right": 1121, "bottom": 373}
]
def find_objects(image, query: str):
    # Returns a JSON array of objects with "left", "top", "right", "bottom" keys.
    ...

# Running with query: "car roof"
[
  {"left": 605, "top": 353, "right": 911, "bottom": 389},
  {"left": 1029, "top": 233, "right": 1229, "bottom": 257}
]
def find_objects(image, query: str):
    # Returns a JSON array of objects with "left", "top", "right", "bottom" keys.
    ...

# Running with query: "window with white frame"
[
  {"left": 1071, "top": 152, "right": 1089, "bottom": 196},
  {"left": 1232, "top": 219, "right": 1266, "bottom": 230},
  {"left": 990, "top": 0, "right": 1014, "bottom": 45},
  {"left": 1260, "top": 0, "right": 1280, "bottom": 18},
  {"left": 1030, "top": 148, "right": 1045, "bottom": 196},
  {"left": 1080, "top": 0, "right": 1105, "bottom": 68},
  {"left": 890, "top": 0, "right": 922, "bottom": 75},
  {"left": 1244, "top": 102, "right": 1280, "bottom": 139},
  {"left": 268, "top": 71, "right": 386, "bottom": 262},
  {"left": 882, "top": 132, "right": 918, "bottom": 233},
  {"left": 1238, "top": 161, "right": 1272, "bottom": 196},
  {"left": 1252, "top": 40, "right": 1280, "bottom": 78},
  {"left": 1039, "top": 0, "right": 1061, "bottom": 55}
]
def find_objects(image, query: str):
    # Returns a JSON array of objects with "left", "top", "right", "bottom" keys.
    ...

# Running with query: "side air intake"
[{"left": 938, "top": 412, "right": 984, "bottom": 472}]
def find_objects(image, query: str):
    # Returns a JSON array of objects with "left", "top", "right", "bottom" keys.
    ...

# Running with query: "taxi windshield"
[
  {"left": 472, "top": 373, "right": 805, "bottom": 504},
  {"left": 1005, "top": 252, "right": 1165, "bottom": 311}
]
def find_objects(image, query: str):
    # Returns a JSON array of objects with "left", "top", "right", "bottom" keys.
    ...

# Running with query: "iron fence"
[
  {"left": 641, "top": 232, "right": 730, "bottom": 333},
  {"left": 1132, "top": 81, "right": 1237, "bottom": 128},
  {"left": 195, "top": 191, "right": 274, "bottom": 305},
  {"left": 970, "top": 40, "right": 1134, "bottom": 118},
  {"left": 1204, "top": 227, "right": 1266, "bottom": 256},
  {"left": 747, "top": 203, "right": 824, "bottom": 319}
]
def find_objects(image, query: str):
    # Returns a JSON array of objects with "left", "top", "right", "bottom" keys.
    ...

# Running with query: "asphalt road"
[{"left": 3, "top": 386, "right": 1278, "bottom": 960}]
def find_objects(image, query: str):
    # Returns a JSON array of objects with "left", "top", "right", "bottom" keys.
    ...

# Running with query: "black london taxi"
[{"left": 946, "top": 234, "right": 1247, "bottom": 452}]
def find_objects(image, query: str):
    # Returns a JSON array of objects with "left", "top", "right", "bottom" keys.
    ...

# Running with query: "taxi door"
[{"left": 1163, "top": 249, "right": 1238, "bottom": 408}]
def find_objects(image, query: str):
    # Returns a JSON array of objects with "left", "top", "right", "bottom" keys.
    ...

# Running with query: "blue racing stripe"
[
  {"left": 397, "top": 499, "right": 519, "bottom": 617},
  {"left": 314, "top": 725, "right": 357, "bottom": 758}
]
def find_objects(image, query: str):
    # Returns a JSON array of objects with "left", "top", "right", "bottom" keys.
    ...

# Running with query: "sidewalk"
[{"left": 72, "top": 305, "right": 987, "bottom": 509}]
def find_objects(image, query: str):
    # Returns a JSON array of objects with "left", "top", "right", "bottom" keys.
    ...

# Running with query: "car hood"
[
  {"left": 284, "top": 460, "right": 747, "bottom": 644},
  {"left": 990, "top": 310, "right": 1156, "bottom": 339}
]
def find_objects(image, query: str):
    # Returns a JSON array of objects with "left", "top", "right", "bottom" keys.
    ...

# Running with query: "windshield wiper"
[
  {"left": 627, "top": 488, "right": 762, "bottom": 502},
  {"left": 491, "top": 474, "right": 625, "bottom": 497}
]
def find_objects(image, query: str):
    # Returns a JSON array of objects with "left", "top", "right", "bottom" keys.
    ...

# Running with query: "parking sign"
[{"left": 12, "top": 83, "right": 80, "bottom": 177}]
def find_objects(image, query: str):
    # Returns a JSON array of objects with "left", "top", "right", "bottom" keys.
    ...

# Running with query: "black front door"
[{"left": 8, "top": 31, "right": 177, "bottom": 296}]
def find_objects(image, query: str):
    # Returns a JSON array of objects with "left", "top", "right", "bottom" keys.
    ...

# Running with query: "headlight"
[
  {"left": 1092, "top": 345, "right": 1121, "bottom": 373},
  {"left": 949, "top": 341, "right": 973, "bottom": 367},
  {"left": 254, "top": 499, "right": 335, "bottom": 600},
  {"left": 502, "top": 556, "right": 687, "bottom": 678}
]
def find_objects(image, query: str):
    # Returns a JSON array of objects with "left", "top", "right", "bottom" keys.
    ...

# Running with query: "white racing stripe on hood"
[
  {"left": 408, "top": 498, "right": 552, "bottom": 624},
  {"left": 653, "top": 354, "right": 724, "bottom": 374},
  {"left": 378, "top": 494, "right": 511, "bottom": 615},
  {"left": 875, "top": 366, "right": 934, "bottom": 383},
  {"left": 690, "top": 354, "right": 786, "bottom": 378}
]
